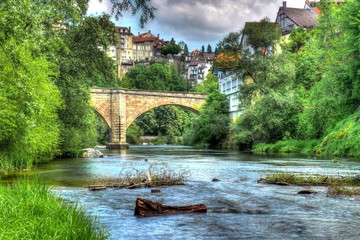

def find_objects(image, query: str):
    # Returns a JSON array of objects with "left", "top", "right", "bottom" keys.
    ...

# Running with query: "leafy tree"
[
  {"left": 241, "top": 18, "right": 281, "bottom": 50},
  {"left": 0, "top": 0, "right": 62, "bottom": 168},
  {"left": 183, "top": 83, "right": 230, "bottom": 147},
  {"left": 161, "top": 42, "right": 181, "bottom": 56},
  {"left": 215, "top": 31, "right": 242, "bottom": 70},
  {"left": 206, "top": 44, "right": 212, "bottom": 53},
  {"left": 233, "top": 92, "right": 298, "bottom": 149},
  {"left": 184, "top": 44, "right": 189, "bottom": 56},
  {"left": 110, "top": 0, "right": 156, "bottom": 27}
]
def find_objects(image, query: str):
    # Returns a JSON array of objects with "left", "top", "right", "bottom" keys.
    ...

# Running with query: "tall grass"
[{"left": 0, "top": 179, "right": 107, "bottom": 240}]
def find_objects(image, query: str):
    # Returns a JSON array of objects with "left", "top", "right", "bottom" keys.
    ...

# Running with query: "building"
[
  {"left": 185, "top": 50, "right": 215, "bottom": 86},
  {"left": 275, "top": 1, "right": 318, "bottom": 35},
  {"left": 116, "top": 27, "right": 134, "bottom": 78},
  {"left": 132, "top": 30, "right": 167, "bottom": 61},
  {"left": 217, "top": 70, "right": 243, "bottom": 120}
]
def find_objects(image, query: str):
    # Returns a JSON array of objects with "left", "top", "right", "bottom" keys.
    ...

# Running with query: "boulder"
[{"left": 83, "top": 148, "right": 104, "bottom": 158}]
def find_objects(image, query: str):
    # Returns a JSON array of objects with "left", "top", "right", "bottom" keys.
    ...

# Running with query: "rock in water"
[{"left": 83, "top": 148, "right": 104, "bottom": 158}]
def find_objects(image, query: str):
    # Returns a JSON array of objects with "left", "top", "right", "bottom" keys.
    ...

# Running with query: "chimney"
[
  {"left": 129, "top": 26, "right": 131, "bottom": 33},
  {"left": 283, "top": 1, "right": 287, "bottom": 8}
]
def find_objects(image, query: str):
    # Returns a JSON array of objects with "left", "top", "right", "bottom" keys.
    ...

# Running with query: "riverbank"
[{"left": 0, "top": 179, "right": 107, "bottom": 239}]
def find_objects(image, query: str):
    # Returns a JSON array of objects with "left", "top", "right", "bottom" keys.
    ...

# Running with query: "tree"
[
  {"left": 241, "top": 18, "right": 281, "bottom": 50},
  {"left": 110, "top": 0, "right": 156, "bottom": 27},
  {"left": 0, "top": 0, "right": 62, "bottom": 168},
  {"left": 206, "top": 44, "right": 212, "bottom": 53},
  {"left": 184, "top": 44, "right": 189, "bottom": 56},
  {"left": 160, "top": 42, "right": 181, "bottom": 56},
  {"left": 214, "top": 31, "right": 242, "bottom": 70},
  {"left": 183, "top": 84, "right": 230, "bottom": 147},
  {"left": 201, "top": 45, "right": 205, "bottom": 53}
]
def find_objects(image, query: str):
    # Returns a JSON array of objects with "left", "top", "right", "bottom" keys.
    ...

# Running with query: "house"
[
  {"left": 217, "top": 70, "right": 243, "bottom": 120},
  {"left": 185, "top": 51, "right": 215, "bottom": 86},
  {"left": 275, "top": 1, "right": 318, "bottom": 35},
  {"left": 132, "top": 30, "right": 167, "bottom": 61},
  {"left": 116, "top": 27, "right": 134, "bottom": 77}
]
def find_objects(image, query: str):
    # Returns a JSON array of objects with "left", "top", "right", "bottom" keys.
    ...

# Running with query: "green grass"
[
  {"left": 0, "top": 179, "right": 107, "bottom": 240},
  {"left": 253, "top": 139, "right": 320, "bottom": 155},
  {"left": 317, "top": 111, "right": 360, "bottom": 158},
  {"left": 259, "top": 173, "right": 360, "bottom": 187}
]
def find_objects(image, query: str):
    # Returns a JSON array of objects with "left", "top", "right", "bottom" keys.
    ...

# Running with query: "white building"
[{"left": 217, "top": 71, "right": 243, "bottom": 120}]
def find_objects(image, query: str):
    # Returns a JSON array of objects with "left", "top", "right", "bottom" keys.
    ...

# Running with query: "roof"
[
  {"left": 116, "top": 26, "right": 132, "bottom": 35},
  {"left": 282, "top": 7, "right": 318, "bottom": 28}
]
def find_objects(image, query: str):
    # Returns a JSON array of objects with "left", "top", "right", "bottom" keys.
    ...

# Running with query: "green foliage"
[
  {"left": 121, "top": 62, "right": 187, "bottom": 91},
  {"left": 287, "top": 27, "right": 311, "bottom": 53},
  {"left": 230, "top": 1, "right": 360, "bottom": 157},
  {"left": 253, "top": 139, "right": 320, "bottom": 154},
  {"left": 126, "top": 123, "right": 144, "bottom": 144},
  {"left": 161, "top": 42, "right": 181, "bottom": 56},
  {"left": 183, "top": 44, "right": 189, "bottom": 56},
  {"left": 238, "top": 51, "right": 296, "bottom": 106},
  {"left": 110, "top": 0, "right": 156, "bottom": 28},
  {"left": 316, "top": 110, "right": 360, "bottom": 157},
  {"left": 0, "top": 0, "right": 62, "bottom": 169},
  {"left": 0, "top": 180, "right": 107, "bottom": 239},
  {"left": 206, "top": 44, "right": 212, "bottom": 53},
  {"left": 193, "top": 74, "right": 218, "bottom": 93},
  {"left": 233, "top": 92, "right": 298, "bottom": 149},
  {"left": 241, "top": 18, "right": 281, "bottom": 49},
  {"left": 183, "top": 86, "right": 230, "bottom": 147}
]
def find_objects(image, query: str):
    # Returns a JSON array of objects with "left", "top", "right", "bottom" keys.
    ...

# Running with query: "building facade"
[
  {"left": 185, "top": 51, "right": 215, "bottom": 86},
  {"left": 217, "top": 70, "right": 243, "bottom": 120}
]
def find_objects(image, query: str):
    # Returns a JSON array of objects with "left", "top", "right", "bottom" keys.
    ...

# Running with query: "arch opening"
[
  {"left": 93, "top": 110, "right": 111, "bottom": 145},
  {"left": 126, "top": 104, "right": 199, "bottom": 145}
]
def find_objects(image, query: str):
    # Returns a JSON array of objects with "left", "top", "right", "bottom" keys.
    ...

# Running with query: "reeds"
[{"left": 88, "top": 162, "right": 189, "bottom": 189}]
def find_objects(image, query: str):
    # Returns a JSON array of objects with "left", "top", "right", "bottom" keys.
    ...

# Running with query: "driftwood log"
[{"left": 134, "top": 198, "right": 207, "bottom": 216}]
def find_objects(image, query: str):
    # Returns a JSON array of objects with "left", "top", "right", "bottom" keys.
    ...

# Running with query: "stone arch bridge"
[{"left": 91, "top": 88, "right": 207, "bottom": 149}]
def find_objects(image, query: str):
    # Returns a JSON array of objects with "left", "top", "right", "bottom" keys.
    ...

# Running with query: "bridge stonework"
[{"left": 90, "top": 88, "right": 206, "bottom": 149}]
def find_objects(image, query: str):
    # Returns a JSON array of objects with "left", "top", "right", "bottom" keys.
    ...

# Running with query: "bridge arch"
[{"left": 91, "top": 88, "right": 206, "bottom": 148}]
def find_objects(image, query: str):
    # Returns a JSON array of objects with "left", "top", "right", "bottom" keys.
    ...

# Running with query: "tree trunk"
[{"left": 134, "top": 198, "right": 207, "bottom": 216}]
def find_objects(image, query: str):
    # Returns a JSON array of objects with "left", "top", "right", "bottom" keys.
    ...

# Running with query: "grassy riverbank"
[
  {"left": 0, "top": 180, "right": 107, "bottom": 239},
  {"left": 259, "top": 173, "right": 360, "bottom": 196}
]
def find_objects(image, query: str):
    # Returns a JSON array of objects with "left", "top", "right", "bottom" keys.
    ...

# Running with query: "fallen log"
[
  {"left": 86, "top": 185, "right": 107, "bottom": 191},
  {"left": 134, "top": 198, "right": 207, "bottom": 216}
]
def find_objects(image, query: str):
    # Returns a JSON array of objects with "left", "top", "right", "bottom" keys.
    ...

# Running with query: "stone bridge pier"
[{"left": 90, "top": 88, "right": 207, "bottom": 149}]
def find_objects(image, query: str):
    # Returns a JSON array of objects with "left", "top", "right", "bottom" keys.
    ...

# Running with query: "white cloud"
[
  {"left": 87, "top": 0, "right": 307, "bottom": 50},
  {"left": 87, "top": 0, "right": 112, "bottom": 15}
]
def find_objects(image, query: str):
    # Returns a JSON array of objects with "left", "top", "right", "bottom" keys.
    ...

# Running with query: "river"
[{"left": 9, "top": 146, "right": 360, "bottom": 239}]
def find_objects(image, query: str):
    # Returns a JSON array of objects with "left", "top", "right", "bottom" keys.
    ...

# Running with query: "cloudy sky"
[{"left": 87, "top": 0, "right": 306, "bottom": 51}]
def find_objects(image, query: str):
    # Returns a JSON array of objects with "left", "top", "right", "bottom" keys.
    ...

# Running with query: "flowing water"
[{"left": 8, "top": 146, "right": 360, "bottom": 239}]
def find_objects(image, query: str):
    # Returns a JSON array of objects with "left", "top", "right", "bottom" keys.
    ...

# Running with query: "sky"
[{"left": 87, "top": 0, "right": 306, "bottom": 51}]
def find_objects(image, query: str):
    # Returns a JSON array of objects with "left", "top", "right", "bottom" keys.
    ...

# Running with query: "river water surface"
[{"left": 13, "top": 146, "right": 360, "bottom": 239}]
